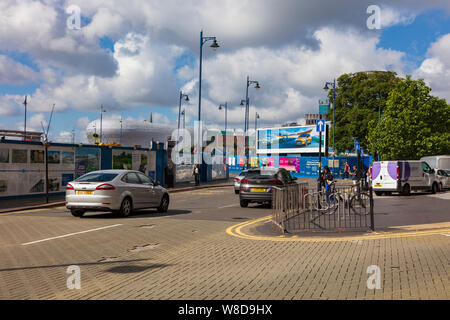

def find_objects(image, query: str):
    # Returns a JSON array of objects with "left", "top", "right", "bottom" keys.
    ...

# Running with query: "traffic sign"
[
  {"left": 354, "top": 138, "right": 360, "bottom": 151},
  {"left": 316, "top": 120, "right": 325, "bottom": 133}
]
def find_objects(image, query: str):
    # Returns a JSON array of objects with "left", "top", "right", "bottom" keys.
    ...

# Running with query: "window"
[
  {"left": 123, "top": 172, "right": 140, "bottom": 184},
  {"left": 30, "top": 150, "right": 45, "bottom": 163},
  {"left": 137, "top": 172, "right": 153, "bottom": 185},
  {"left": 12, "top": 149, "right": 27, "bottom": 163},
  {"left": 0, "top": 148, "right": 9, "bottom": 163},
  {"left": 76, "top": 173, "right": 118, "bottom": 182},
  {"left": 422, "top": 162, "right": 432, "bottom": 173},
  {"left": 48, "top": 151, "right": 60, "bottom": 164}
]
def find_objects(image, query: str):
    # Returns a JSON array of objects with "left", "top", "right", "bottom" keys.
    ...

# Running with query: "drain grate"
[
  {"left": 129, "top": 243, "right": 160, "bottom": 253},
  {"left": 232, "top": 217, "right": 248, "bottom": 220}
]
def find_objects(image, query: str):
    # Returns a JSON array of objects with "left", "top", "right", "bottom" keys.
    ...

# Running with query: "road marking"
[
  {"left": 0, "top": 208, "right": 51, "bottom": 216},
  {"left": 21, "top": 224, "right": 122, "bottom": 246},
  {"left": 226, "top": 216, "right": 450, "bottom": 242}
]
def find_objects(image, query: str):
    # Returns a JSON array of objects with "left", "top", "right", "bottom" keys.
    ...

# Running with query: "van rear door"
[{"left": 371, "top": 161, "right": 398, "bottom": 191}]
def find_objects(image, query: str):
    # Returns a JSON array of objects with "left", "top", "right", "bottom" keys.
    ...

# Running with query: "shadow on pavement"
[
  {"left": 0, "top": 259, "right": 153, "bottom": 272},
  {"left": 106, "top": 264, "right": 171, "bottom": 274}
]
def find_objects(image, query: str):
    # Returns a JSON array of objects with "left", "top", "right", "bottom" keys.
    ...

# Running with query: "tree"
[
  {"left": 367, "top": 76, "right": 450, "bottom": 160},
  {"left": 327, "top": 71, "right": 400, "bottom": 154}
]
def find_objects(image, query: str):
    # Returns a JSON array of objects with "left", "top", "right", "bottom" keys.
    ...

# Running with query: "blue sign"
[
  {"left": 316, "top": 120, "right": 325, "bottom": 133},
  {"left": 354, "top": 139, "right": 360, "bottom": 151}
]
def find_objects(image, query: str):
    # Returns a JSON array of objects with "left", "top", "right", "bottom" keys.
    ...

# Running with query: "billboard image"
[{"left": 257, "top": 125, "right": 327, "bottom": 154}]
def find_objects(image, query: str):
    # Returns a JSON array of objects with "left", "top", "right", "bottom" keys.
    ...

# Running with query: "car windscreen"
[
  {"left": 76, "top": 173, "right": 118, "bottom": 182},
  {"left": 246, "top": 170, "right": 277, "bottom": 179}
]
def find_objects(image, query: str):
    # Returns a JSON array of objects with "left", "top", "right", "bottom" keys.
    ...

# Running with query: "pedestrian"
[
  {"left": 322, "top": 166, "right": 334, "bottom": 202},
  {"left": 343, "top": 161, "right": 350, "bottom": 179},
  {"left": 193, "top": 164, "right": 200, "bottom": 186}
]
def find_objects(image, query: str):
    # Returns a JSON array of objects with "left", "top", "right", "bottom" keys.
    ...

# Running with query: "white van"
[
  {"left": 370, "top": 160, "right": 440, "bottom": 196},
  {"left": 420, "top": 155, "right": 450, "bottom": 170}
]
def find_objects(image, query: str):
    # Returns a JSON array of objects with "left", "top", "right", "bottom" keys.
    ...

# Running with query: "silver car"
[
  {"left": 436, "top": 169, "right": 449, "bottom": 190},
  {"left": 66, "top": 170, "right": 169, "bottom": 217},
  {"left": 234, "top": 170, "right": 249, "bottom": 194}
]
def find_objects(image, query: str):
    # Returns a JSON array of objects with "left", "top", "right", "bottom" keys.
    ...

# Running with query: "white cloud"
[
  {"left": 414, "top": 33, "right": 450, "bottom": 101},
  {"left": 0, "top": 55, "right": 39, "bottom": 85}
]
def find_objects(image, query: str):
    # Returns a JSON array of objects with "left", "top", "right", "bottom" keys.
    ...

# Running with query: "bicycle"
[{"left": 348, "top": 179, "right": 370, "bottom": 215}]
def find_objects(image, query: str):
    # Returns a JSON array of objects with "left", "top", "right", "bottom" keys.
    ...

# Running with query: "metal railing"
[{"left": 272, "top": 180, "right": 374, "bottom": 233}]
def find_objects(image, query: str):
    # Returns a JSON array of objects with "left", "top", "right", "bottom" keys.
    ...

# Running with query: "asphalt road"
[{"left": 0, "top": 186, "right": 448, "bottom": 300}]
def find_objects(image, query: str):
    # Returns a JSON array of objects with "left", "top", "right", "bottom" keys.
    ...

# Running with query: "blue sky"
[{"left": 0, "top": 1, "right": 449, "bottom": 143}]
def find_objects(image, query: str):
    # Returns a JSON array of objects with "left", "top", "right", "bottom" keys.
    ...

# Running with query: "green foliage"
[
  {"left": 367, "top": 76, "right": 450, "bottom": 160},
  {"left": 327, "top": 71, "right": 399, "bottom": 153}
]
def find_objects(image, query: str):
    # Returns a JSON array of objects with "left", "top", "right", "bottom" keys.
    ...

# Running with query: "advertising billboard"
[{"left": 257, "top": 124, "right": 328, "bottom": 154}]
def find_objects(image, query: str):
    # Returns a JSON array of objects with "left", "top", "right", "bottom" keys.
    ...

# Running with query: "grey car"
[
  {"left": 66, "top": 170, "right": 169, "bottom": 217},
  {"left": 239, "top": 168, "right": 297, "bottom": 207}
]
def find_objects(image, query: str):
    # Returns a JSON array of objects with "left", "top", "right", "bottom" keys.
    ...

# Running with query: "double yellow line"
[{"left": 226, "top": 216, "right": 450, "bottom": 242}]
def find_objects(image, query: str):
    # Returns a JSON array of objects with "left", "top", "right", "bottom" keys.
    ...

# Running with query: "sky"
[{"left": 0, "top": 0, "right": 449, "bottom": 143}]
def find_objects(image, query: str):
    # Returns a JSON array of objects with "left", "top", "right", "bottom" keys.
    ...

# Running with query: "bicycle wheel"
[{"left": 350, "top": 193, "right": 370, "bottom": 215}]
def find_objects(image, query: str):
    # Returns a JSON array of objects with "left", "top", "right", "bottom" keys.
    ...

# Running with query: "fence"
[{"left": 272, "top": 180, "right": 374, "bottom": 233}]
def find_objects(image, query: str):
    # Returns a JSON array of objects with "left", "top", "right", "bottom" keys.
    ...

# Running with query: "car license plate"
[
  {"left": 374, "top": 184, "right": 382, "bottom": 188},
  {"left": 252, "top": 188, "right": 266, "bottom": 192},
  {"left": 76, "top": 191, "right": 93, "bottom": 195}
]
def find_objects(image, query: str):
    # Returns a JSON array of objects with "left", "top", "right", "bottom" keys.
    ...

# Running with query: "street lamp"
[
  {"left": 100, "top": 105, "right": 107, "bottom": 143},
  {"left": 219, "top": 102, "right": 228, "bottom": 159},
  {"left": 198, "top": 30, "right": 219, "bottom": 160},
  {"left": 254, "top": 112, "right": 260, "bottom": 132},
  {"left": 218, "top": 102, "right": 228, "bottom": 133},
  {"left": 120, "top": 117, "right": 123, "bottom": 145},
  {"left": 178, "top": 91, "right": 189, "bottom": 131},
  {"left": 23, "top": 95, "right": 28, "bottom": 141},
  {"left": 324, "top": 79, "right": 336, "bottom": 174},
  {"left": 243, "top": 76, "right": 260, "bottom": 168},
  {"left": 181, "top": 110, "right": 186, "bottom": 129}
]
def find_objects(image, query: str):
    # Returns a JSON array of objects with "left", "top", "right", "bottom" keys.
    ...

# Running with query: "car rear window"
[
  {"left": 76, "top": 173, "right": 118, "bottom": 182},
  {"left": 246, "top": 170, "right": 277, "bottom": 179}
]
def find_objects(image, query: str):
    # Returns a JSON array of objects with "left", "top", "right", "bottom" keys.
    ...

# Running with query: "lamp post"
[
  {"left": 120, "top": 117, "right": 123, "bottom": 145},
  {"left": 219, "top": 102, "right": 228, "bottom": 159},
  {"left": 241, "top": 76, "right": 260, "bottom": 168},
  {"left": 197, "top": 30, "right": 219, "bottom": 162},
  {"left": 324, "top": 79, "right": 336, "bottom": 174},
  {"left": 254, "top": 112, "right": 260, "bottom": 132},
  {"left": 218, "top": 102, "right": 228, "bottom": 133},
  {"left": 23, "top": 95, "right": 28, "bottom": 141},
  {"left": 178, "top": 91, "right": 189, "bottom": 131},
  {"left": 100, "top": 105, "right": 106, "bottom": 143},
  {"left": 181, "top": 110, "right": 186, "bottom": 129}
]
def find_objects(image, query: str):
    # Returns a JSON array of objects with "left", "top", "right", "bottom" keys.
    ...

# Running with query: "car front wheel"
[
  {"left": 70, "top": 209, "right": 85, "bottom": 217},
  {"left": 157, "top": 194, "right": 169, "bottom": 213}
]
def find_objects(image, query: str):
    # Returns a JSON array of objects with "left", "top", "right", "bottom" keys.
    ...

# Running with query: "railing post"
[{"left": 369, "top": 186, "right": 375, "bottom": 231}]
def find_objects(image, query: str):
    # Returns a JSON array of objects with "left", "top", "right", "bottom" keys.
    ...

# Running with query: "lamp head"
[
  {"left": 210, "top": 39, "right": 220, "bottom": 51},
  {"left": 323, "top": 83, "right": 330, "bottom": 91},
  {"left": 240, "top": 100, "right": 245, "bottom": 106},
  {"left": 185, "top": 95, "right": 190, "bottom": 102},
  {"left": 254, "top": 82, "right": 261, "bottom": 90}
]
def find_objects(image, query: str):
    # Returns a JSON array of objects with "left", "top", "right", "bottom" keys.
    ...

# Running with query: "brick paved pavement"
[{"left": 0, "top": 188, "right": 448, "bottom": 300}]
